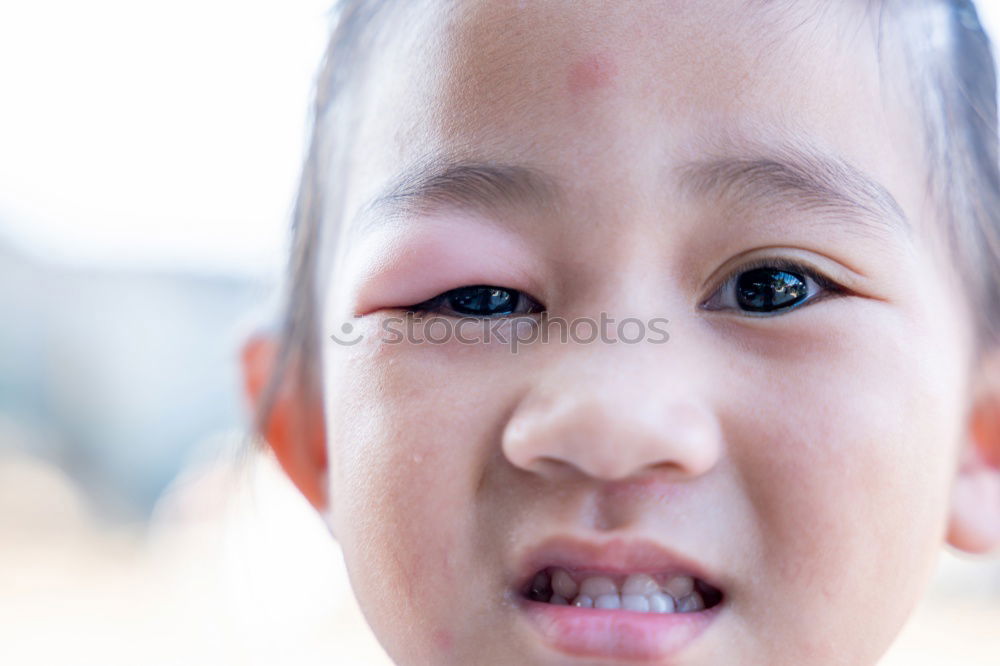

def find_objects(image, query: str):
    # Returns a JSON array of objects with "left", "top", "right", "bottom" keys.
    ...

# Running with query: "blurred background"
[{"left": 1, "top": 2, "right": 999, "bottom": 665}]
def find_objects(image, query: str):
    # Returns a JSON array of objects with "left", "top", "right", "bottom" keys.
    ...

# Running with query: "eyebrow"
[
  {"left": 351, "top": 143, "right": 910, "bottom": 242},
  {"left": 351, "top": 154, "right": 562, "bottom": 238},
  {"left": 673, "top": 143, "right": 911, "bottom": 241}
]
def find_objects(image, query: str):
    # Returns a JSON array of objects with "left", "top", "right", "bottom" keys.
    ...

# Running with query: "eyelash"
[
  {"left": 400, "top": 258, "right": 846, "bottom": 318},
  {"left": 404, "top": 285, "right": 544, "bottom": 318},
  {"left": 700, "top": 257, "right": 847, "bottom": 316}
]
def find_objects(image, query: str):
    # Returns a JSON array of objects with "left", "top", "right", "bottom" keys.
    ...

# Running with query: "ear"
[
  {"left": 240, "top": 332, "right": 329, "bottom": 515},
  {"left": 947, "top": 350, "right": 1000, "bottom": 555}
]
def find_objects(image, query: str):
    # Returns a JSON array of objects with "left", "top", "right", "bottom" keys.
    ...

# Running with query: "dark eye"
[
  {"left": 406, "top": 285, "right": 544, "bottom": 318},
  {"left": 702, "top": 260, "right": 843, "bottom": 316}
]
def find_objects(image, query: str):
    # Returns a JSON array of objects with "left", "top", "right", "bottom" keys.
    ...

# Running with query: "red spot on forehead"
[
  {"left": 433, "top": 628, "right": 454, "bottom": 652},
  {"left": 567, "top": 52, "right": 619, "bottom": 97}
]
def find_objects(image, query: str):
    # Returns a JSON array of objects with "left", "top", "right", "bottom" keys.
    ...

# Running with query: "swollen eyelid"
[{"left": 344, "top": 228, "right": 541, "bottom": 316}]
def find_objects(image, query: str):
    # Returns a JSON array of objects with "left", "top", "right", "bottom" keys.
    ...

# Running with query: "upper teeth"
[
  {"left": 552, "top": 568, "right": 579, "bottom": 598},
  {"left": 528, "top": 568, "right": 709, "bottom": 614}
]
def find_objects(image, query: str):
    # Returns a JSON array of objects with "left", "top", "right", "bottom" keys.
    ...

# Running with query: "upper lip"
[{"left": 512, "top": 534, "right": 723, "bottom": 595}]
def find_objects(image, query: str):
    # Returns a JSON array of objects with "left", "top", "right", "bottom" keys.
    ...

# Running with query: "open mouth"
[
  {"left": 512, "top": 537, "right": 725, "bottom": 659},
  {"left": 520, "top": 567, "right": 724, "bottom": 613}
]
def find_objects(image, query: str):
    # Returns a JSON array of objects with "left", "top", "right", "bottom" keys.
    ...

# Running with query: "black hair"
[{"left": 254, "top": 0, "right": 1000, "bottom": 432}]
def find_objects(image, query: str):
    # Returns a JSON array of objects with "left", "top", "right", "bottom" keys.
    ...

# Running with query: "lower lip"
[{"left": 516, "top": 597, "right": 721, "bottom": 661}]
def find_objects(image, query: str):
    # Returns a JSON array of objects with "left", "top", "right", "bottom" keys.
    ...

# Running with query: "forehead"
[{"left": 333, "top": 0, "right": 928, "bottom": 249}]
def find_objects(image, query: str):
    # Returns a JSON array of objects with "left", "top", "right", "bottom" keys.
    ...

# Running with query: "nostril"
[{"left": 533, "top": 456, "right": 577, "bottom": 479}]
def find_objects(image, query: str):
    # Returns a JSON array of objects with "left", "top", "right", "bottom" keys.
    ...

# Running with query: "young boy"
[{"left": 243, "top": 1, "right": 1000, "bottom": 663}]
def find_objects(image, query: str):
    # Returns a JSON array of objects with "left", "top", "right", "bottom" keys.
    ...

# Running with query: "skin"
[{"left": 243, "top": 1, "right": 1000, "bottom": 664}]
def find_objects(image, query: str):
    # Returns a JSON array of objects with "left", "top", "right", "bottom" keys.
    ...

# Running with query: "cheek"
[
  {"left": 322, "top": 332, "right": 510, "bottom": 662},
  {"left": 726, "top": 308, "right": 966, "bottom": 658}
]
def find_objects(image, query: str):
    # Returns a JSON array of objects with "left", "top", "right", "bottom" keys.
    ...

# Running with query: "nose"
[{"left": 501, "top": 344, "right": 722, "bottom": 483}]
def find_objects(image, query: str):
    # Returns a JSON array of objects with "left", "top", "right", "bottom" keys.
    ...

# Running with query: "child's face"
[{"left": 318, "top": 2, "right": 981, "bottom": 664}]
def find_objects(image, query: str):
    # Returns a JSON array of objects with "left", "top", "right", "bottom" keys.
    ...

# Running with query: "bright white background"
[{"left": 0, "top": 0, "right": 330, "bottom": 277}]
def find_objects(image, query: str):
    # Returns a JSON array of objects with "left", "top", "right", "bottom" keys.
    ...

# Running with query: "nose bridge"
[{"left": 501, "top": 335, "right": 722, "bottom": 483}]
